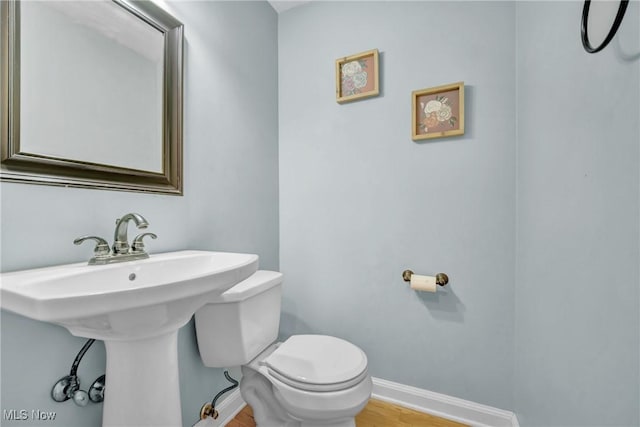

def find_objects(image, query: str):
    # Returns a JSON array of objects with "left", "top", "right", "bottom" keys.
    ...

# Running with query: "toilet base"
[
  {"left": 240, "top": 366, "right": 365, "bottom": 427},
  {"left": 241, "top": 366, "right": 296, "bottom": 426}
]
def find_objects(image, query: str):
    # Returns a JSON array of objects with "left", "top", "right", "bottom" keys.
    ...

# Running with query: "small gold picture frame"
[
  {"left": 412, "top": 82, "right": 465, "bottom": 141},
  {"left": 336, "top": 49, "right": 380, "bottom": 103}
]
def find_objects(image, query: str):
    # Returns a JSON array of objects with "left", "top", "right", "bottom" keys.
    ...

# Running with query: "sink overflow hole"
[{"left": 129, "top": 273, "right": 136, "bottom": 281}]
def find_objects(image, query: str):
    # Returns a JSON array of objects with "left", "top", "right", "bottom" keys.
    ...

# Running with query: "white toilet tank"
[{"left": 195, "top": 270, "right": 282, "bottom": 367}]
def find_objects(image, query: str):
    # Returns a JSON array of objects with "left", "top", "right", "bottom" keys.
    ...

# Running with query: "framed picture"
[
  {"left": 335, "top": 49, "right": 379, "bottom": 103},
  {"left": 412, "top": 82, "right": 464, "bottom": 141}
]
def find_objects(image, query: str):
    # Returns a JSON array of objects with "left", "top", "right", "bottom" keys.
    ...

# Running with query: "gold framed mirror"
[{"left": 1, "top": 0, "right": 183, "bottom": 195}]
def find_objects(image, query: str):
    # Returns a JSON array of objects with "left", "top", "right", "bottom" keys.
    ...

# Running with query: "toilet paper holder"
[{"left": 402, "top": 270, "right": 449, "bottom": 286}]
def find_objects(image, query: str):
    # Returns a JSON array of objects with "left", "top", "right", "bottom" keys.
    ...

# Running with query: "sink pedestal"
[{"left": 103, "top": 330, "right": 182, "bottom": 427}]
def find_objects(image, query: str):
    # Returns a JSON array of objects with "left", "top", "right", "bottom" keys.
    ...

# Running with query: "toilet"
[{"left": 194, "top": 271, "right": 372, "bottom": 427}]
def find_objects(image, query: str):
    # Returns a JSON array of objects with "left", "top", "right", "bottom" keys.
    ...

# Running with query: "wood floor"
[{"left": 225, "top": 399, "right": 468, "bottom": 427}]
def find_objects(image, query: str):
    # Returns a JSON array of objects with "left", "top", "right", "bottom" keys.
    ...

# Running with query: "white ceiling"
[{"left": 268, "top": 1, "right": 312, "bottom": 14}]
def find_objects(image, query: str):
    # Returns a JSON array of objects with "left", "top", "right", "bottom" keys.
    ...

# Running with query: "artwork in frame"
[
  {"left": 335, "top": 49, "right": 379, "bottom": 103},
  {"left": 412, "top": 82, "right": 465, "bottom": 141}
]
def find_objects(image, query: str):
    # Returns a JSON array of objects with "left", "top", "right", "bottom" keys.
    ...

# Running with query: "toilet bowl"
[{"left": 194, "top": 271, "right": 372, "bottom": 427}]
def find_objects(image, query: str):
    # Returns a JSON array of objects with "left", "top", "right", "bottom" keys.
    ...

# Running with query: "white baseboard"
[
  {"left": 216, "top": 389, "right": 247, "bottom": 426},
  {"left": 192, "top": 389, "right": 246, "bottom": 427},
  {"left": 216, "top": 388, "right": 246, "bottom": 426},
  {"left": 209, "top": 377, "right": 519, "bottom": 427},
  {"left": 372, "top": 377, "right": 520, "bottom": 427}
]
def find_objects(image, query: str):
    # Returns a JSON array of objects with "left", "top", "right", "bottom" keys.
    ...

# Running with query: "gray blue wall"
[
  {"left": 514, "top": 2, "right": 639, "bottom": 426},
  {"left": 0, "top": 1, "right": 278, "bottom": 426},
  {"left": 278, "top": 1, "right": 640, "bottom": 424},
  {"left": 278, "top": 1, "right": 517, "bottom": 411}
]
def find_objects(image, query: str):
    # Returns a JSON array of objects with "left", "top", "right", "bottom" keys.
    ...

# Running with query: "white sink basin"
[
  {"left": 0, "top": 250, "right": 259, "bottom": 427},
  {"left": 1, "top": 250, "right": 258, "bottom": 338}
]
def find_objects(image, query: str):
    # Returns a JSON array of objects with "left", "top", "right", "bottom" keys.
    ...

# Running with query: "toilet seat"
[{"left": 261, "top": 335, "right": 368, "bottom": 392}]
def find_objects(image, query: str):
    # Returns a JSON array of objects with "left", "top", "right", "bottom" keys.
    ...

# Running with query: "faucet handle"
[
  {"left": 131, "top": 233, "right": 157, "bottom": 254},
  {"left": 74, "top": 236, "right": 110, "bottom": 256}
]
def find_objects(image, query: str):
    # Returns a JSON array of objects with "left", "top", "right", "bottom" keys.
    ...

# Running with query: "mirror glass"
[
  {"left": 21, "top": 1, "right": 164, "bottom": 173},
  {"left": 1, "top": 0, "right": 184, "bottom": 194}
]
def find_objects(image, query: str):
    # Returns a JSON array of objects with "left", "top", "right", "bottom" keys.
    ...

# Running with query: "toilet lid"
[{"left": 263, "top": 335, "right": 368, "bottom": 391}]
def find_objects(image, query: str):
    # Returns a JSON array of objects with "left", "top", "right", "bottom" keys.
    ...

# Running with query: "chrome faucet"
[
  {"left": 113, "top": 213, "right": 149, "bottom": 254},
  {"left": 74, "top": 213, "right": 157, "bottom": 265}
]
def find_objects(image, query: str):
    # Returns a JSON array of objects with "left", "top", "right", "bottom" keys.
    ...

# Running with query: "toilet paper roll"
[{"left": 410, "top": 274, "right": 437, "bottom": 292}]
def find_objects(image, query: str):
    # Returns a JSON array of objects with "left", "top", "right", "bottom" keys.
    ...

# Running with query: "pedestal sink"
[{"left": 0, "top": 250, "right": 259, "bottom": 427}]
